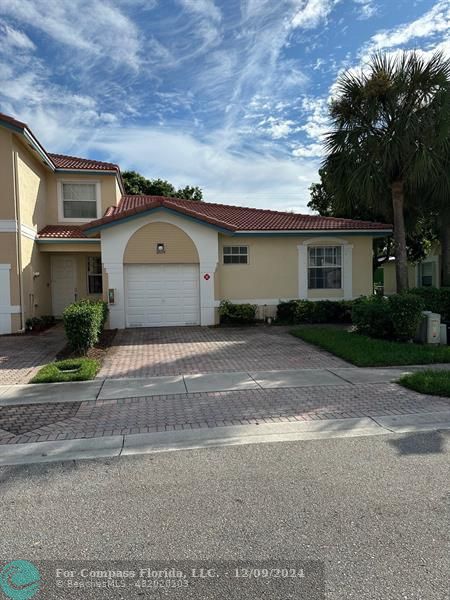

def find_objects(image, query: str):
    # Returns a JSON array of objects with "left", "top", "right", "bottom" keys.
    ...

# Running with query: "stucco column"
[
  {"left": 297, "top": 245, "right": 308, "bottom": 299},
  {"left": 103, "top": 262, "right": 125, "bottom": 329},
  {"left": 343, "top": 244, "right": 353, "bottom": 299},
  {"left": 199, "top": 260, "right": 217, "bottom": 326}
]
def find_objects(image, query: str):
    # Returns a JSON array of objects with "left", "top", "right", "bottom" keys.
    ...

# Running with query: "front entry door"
[{"left": 51, "top": 256, "right": 77, "bottom": 317}]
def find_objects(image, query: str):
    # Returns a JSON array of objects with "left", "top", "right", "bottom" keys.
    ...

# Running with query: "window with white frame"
[
  {"left": 87, "top": 256, "right": 102, "bottom": 294},
  {"left": 308, "top": 246, "right": 342, "bottom": 289},
  {"left": 223, "top": 246, "right": 248, "bottom": 264},
  {"left": 62, "top": 183, "right": 98, "bottom": 219}
]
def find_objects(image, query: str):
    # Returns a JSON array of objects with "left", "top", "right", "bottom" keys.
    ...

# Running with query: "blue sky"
[{"left": 0, "top": 0, "right": 448, "bottom": 212}]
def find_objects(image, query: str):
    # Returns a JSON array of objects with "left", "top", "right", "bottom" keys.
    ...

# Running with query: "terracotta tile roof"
[
  {"left": 0, "top": 113, "right": 121, "bottom": 175},
  {"left": 48, "top": 153, "right": 120, "bottom": 172},
  {"left": 37, "top": 225, "right": 97, "bottom": 239},
  {"left": 84, "top": 195, "right": 392, "bottom": 233},
  {"left": 0, "top": 113, "right": 27, "bottom": 130}
]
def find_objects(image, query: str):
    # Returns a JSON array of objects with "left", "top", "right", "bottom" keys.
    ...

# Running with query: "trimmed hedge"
[
  {"left": 63, "top": 299, "right": 108, "bottom": 354},
  {"left": 352, "top": 294, "right": 424, "bottom": 341},
  {"left": 408, "top": 287, "right": 450, "bottom": 321},
  {"left": 219, "top": 300, "right": 257, "bottom": 324},
  {"left": 277, "top": 299, "right": 354, "bottom": 324}
]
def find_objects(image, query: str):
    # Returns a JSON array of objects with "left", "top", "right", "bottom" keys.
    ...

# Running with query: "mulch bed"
[{"left": 56, "top": 329, "right": 117, "bottom": 362}]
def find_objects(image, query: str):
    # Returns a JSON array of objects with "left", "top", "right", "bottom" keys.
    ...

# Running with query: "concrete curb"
[
  {"left": 1, "top": 412, "right": 450, "bottom": 467},
  {"left": 0, "top": 435, "right": 123, "bottom": 465}
]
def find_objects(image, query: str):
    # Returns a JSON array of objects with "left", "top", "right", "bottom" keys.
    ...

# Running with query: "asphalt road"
[{"left": 0, "top": 431, "right": 449, "bottom": 599}]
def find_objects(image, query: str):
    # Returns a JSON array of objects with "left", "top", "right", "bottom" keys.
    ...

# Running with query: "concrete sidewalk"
[{"left": 0, "top": 366, "right": 430, "bottom": 405}]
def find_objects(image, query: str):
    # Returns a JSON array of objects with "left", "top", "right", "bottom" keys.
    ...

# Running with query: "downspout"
[{"left": 12, "top": 151, "right": 25, "bottom": 331}]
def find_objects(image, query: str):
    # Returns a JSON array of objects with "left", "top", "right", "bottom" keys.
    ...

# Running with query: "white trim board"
[{"left": 0, "top": 220, "right": 37, "bottom": 240}]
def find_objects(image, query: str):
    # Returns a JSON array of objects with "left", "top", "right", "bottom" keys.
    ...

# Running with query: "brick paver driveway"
[
  {"left": 0, "top": 326, "right": 66, "bottom": 384},
  {"left": 99, "top": 326, "right": 349, "bottom": 378}
]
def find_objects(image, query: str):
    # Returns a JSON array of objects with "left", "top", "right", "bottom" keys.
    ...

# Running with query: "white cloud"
[
  {"left": 178, "top": 0, "right": 222, "bottom": 22},
  {"left": 81, "top": 125, "right": 319, "bottom": 212},
  {"left": 0, "top": 20, "right": 35, "bottom": 51},
  {"left": 292, "top": 142, "right": 323, "bottom": 157},
  {"left": 353, "top": 0, "right": 377, "bottom": 20},
  {"left": 0, "top": 0, "right": 148, "bottom": 70},
  {"left": 365, "top": 0, "right": 450, "bottom": 54},
  {"left": 291, "top": 0, "right": 336, "bottom": 30}
]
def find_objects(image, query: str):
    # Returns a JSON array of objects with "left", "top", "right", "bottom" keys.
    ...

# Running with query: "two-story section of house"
[{"left": 0, "top": 113, "right": 123, "bottom": 334}]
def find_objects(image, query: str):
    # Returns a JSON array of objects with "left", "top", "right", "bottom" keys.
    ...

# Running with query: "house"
[
  {"left": 0, "top": 113, "right": 392, "bottom": 333},
  {"left": 381, "top": 246, "right": 440, "bottom": 295}
]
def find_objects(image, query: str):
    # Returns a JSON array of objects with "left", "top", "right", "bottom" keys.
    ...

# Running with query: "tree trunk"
[
  {"left": 440, "top": 217, "right": 450, "bottom": 287},
  {"left": 391, "top": 181, "right": 409, "bottom": 292}
]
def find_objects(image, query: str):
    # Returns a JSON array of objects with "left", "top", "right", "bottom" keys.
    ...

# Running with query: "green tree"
[
  {"left": 325, "top": 51, "right": 450, "bottom": 292},
  {"left": 122, "top": 171, "right": 203, "bottom": 201}
]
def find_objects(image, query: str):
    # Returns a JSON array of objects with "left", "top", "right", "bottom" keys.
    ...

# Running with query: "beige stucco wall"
[
  {"left": 46, "top": 173, "right": 120, "bottom": 225},
  {"left": 20, "top": 235, "right": 52, "bottom": 320},
  {"left": 123, "top": 222, "right": 199, "bottom": 264},
  {"left": 216, "top": 234, "right": 374, "bottom": 301},
  {"left": 13, "top": 137, "right": 48, "bottom": 231},
  {"left": 0, "top": 128, "right": 15, "bottom": 220},
  {"left": 38, "top": 242, "right": 101, "bottom": 253},
  {"left": 383, "top": 261, "right": 424, "bottom": 295}
]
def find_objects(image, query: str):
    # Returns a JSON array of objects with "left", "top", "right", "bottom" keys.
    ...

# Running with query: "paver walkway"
[
  {"left": 1, "top": 379, "right": 450, "bottom": 445},
  {"left": 0, "top": 326, "right": 66, "bottom": 385},
  {"left": 99, "top": 326, "right": 348, "bottom": 378}
]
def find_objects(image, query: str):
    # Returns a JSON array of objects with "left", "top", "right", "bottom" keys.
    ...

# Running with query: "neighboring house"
[
  {"left": 0, "top": 113, "right": 392, "bottom": 333},
  {"left": 382, "top": 247, "right": 440, "bottom": 295}
]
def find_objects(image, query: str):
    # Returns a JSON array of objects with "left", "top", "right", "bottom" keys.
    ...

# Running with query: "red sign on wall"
[{"left": 203, "top": 273, "right": 210, "bottom": 281}]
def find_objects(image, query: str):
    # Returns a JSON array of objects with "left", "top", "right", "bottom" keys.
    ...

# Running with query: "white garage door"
[{"left": 125, "top": 264, "right": 200, "bottom": 327}]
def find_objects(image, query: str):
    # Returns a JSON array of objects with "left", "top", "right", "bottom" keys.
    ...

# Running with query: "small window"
[
  {"left": 420, "top": 262, "right": 433, "bottom": 287},
  {"left": 308, "top": 246, "right": 342, "bottom": 289},
  {"left": 87, "top": 256, "right": 103, "bottom": 294},
  {"left": 62, "top": 183, "right": 98, "bottom": 219},
  {"left": 223, "top": 246, "right": 248, "bottom": 264}
]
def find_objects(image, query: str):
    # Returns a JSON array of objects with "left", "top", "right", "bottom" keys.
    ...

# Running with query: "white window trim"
[
  {"left": 87, "top": 256, "right": 103, "bottom": 295},
  {"left": 297, "top": 238, "right": 353, "bottom": 300},
  {"left": 58, "top": 180, "right": 101, "bottom": 223},
  {"left": 222, "top": 245, "right": 249, "bottom": 265}
]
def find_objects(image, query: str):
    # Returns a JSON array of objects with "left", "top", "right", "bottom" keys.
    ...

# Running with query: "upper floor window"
[
  {"left": 60, "top": 182, "right": 100, "bottom": 221},
  {"left": 223, "top": 245, "right": 248, "bottom": 264},
  {"left": 308, "top": 246, "right": 342, "bottom": 289}
]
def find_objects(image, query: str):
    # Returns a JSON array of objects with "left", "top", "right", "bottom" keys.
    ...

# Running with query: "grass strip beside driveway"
[
  {"left": 31, "top": 358, "right": 100, "bottom": 383},
  {"left": 399, "top": 370, "right": 450, "bottom": 397},
  {"left": 291, "top": 327, "right": 450, "bottom": 367}
]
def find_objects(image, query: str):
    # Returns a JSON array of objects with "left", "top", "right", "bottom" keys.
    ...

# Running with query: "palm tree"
[{"left": 325, "top": 51, "right": 450, "bottom": 292}]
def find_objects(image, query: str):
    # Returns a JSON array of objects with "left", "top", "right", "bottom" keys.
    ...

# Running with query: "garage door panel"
[{"left": 125, "top": 264, "right": 200, "bottom": 327}]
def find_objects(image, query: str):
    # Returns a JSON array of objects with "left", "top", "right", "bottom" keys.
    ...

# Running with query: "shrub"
[
  {"left": 352, "top": 294, "right": 425, "bottom": 341},
  {"left": 352, "top": 296, "right": 394, "bottom": 339},
  {"left": 408, "top": 287, "right": 450, "bottom": 321},
  {"left": 219, "top": 300, "right": 257, "bottom": 324},
  {"left": 25, "top": 315, "right": 56, "bottom": 332},
  {"left": 63, "top": 299, "right": 105, "bottom": 353},
  {"left": 31, "top": 358, "right": 100, "bottom": 383},
  {"left": 388, "top": 293, "right": 424, "bottom": 341},
  {"left": 276, "top": 300, "right": 298, "bottom": 323},
  {"left": 277, "top": 299, "right": 354, "bottom": 324}
]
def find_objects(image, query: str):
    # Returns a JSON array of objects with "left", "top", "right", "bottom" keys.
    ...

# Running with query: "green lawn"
[
  {"left": 399, "top": 370, "right": 450, "bottom": 397},
  {"left": 291, "top": 327, "right": 450, "bottom": 367},
  {"left": 31, "top": 358, "right": 100, "bottom": 383}
]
